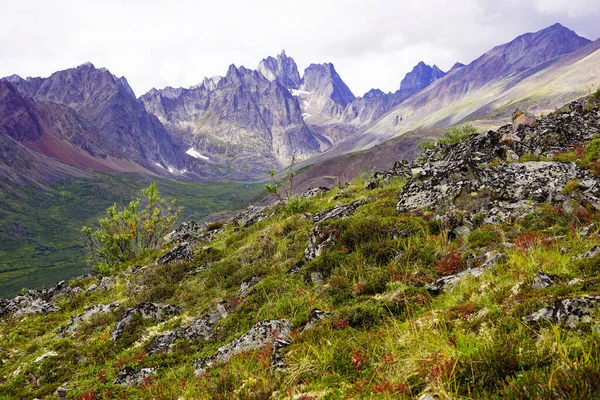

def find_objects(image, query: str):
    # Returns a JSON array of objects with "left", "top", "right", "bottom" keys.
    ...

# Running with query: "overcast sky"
[{"left": 1, "top": 0, "right": 599, "bottom": 98}]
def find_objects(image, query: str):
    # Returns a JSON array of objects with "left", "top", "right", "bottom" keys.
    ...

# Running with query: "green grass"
[
  {"left": 2, "top": 166, "right": 600, "bottom": 398},
  {"left": 0, "top": 174, "right": 264, "bottom": 297}
]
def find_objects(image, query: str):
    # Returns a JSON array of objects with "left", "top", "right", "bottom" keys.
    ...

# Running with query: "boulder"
[
  {"left": 111, "top": 303, "right": 182, "bottom": 341},
  {"left": 426, "top": 252, "right": 505, "bottom": 294},
  {"left": 239, "top": 277, "right": 261, "bottom": 298},
  {"left": 312, "top": 199, "right": 365, "bottom": 224},
  {"left": 524, "top": 297, "right": 600, "bottom": 328},
  {"left": 302, "top": 309, "right": 331, "bottom": 332},
  {"left": 532, "top": 270, "right": 555, "bottom": 290},
  {"left": 232, "top": 205, "right": 269, "bottom": 228},
  {"left": 300, "top": 187, "right": 330, "bottom": 198},
  {"left": 194, "top": 319, "right": 291, "bottom": 375},
  {"left": 86, "top": 276, "right": 113, "bottom": 294},
  {"left": 158, "top": 242, "right": 193, "bottom": 264},
  {"left": 148, "top": 302, "right": 228, "bottom": 354},
  {"left": 58, "top": 302, "right": 121, "bottom": 335}
]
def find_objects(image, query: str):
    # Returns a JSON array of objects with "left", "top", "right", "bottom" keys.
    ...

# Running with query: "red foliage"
[
  {"left": 515, "top": 232, "right": 549, "bottom": 250},
  {"left": 591, "top": 161, "right": 600, "bottom": 175},
  {"left": 75, "top": 392, "right": 97, "bottom": 400},
  {"left": 354, "top": 282, "right": 366, "bottom": 295},
  {"left": 96, "top": 369, "right": 108, "bottom": 384},
  {"left": 330, "top": 316, "right": 349, "bottom": 329},
  {"left": 419, "top": 352, "right": 454, "bottom": 382},
  {"left": 436, "top": 251, "right": 463, "bottom": 276},
  {"left": 373, "top": 380, "right": 407, "bottom": 394},
  {"left": 380, "top": 351, "right": 397, "bottom": 365},
  {"left": 350, "top": 349, "right": 364, "bottom": 370}
]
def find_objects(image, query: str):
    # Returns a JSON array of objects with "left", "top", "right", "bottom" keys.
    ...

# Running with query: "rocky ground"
[{"left": 1, "top": 93, "right": 600, "bottom": 399}]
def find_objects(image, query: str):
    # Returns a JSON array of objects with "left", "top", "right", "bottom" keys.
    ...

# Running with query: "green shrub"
[
  {"left": 81, "top": 183, "right": 181, "bottom": 273},
  {"left": 438, "top": 124, "right": 477, "bottom": 146},
  {"left": 468, "top": 228, "right": 502, "bottom": 248}
]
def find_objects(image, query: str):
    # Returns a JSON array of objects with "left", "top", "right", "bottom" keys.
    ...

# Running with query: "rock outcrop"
[
  {"left": 524, "top": 297, "right": 600, "bottom": 328},
  {"left": 111, "top": 303, "right": 182, "bottom": 341},
  {"left": 58, "top": 302, "right": 121, "bottom": 335},
  {"left": 194, "top": 319, "right": 291, "bottom": 375}
]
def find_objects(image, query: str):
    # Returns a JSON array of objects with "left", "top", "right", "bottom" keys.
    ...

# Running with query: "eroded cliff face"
[
  {"left": 8, "top": 63, "right": 187, "bottom": 175},
  {"left": 140, "top": 62, "right": 325, "bottom": 178}
]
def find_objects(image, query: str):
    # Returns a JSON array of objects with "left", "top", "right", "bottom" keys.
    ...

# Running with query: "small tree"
[
  {"left": 82, "top": 183, "right": 181, "bottom": 273},
  {"left": 265, "top": 155, "right": 296, "bottom": 203}
]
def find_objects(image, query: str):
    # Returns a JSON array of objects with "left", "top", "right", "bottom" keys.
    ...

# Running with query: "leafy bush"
[
  {"left": 438, "top": 124, "right": 477, "bottom": 146},
  {"left": 81, "top": 183, "right": 181, "bottom": 273}
]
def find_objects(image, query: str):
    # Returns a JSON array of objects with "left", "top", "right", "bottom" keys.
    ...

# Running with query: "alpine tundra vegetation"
[{"left": 1, "top": 92, "right": 600, "bottom": 399}]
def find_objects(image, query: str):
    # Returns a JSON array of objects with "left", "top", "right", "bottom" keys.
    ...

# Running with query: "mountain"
[
  {"left": 256, "top": 50, "right": 302, "bottom": 89},
  {"left": 140, "top": 62, "right": 325, "bottom": 179},
  {"left": 396, "top": 61, "right": 446, "bottom": 99},
  {"left": 7, "top": 63, "right": 189, "bottom": 176},
  {"left": 315, "top": 23, "right": 594, "bottom": 160}
]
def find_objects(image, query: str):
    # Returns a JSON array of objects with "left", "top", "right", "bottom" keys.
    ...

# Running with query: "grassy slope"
[
  {"left": 0, "top": 174, "right": 264, "bottom": 297},
  {"left": 2, "top": 163, "right": 600, "bottom": 398}
]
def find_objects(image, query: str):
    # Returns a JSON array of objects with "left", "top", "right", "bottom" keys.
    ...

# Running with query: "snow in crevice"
[
  {"left": 167, "top": 166, "right": 188, "bottom": 174},
  {"left": 186, "top": 148, "right": 210, "bottom": 160},
  {"left": 302, "top": 113, "right": 312, "bottom": 119},
  {"left": 155, "top": 163, "right": 165, "bottom": 169},
  {"left": 290, "top": 89, "right": 311, "bottom": 96}
]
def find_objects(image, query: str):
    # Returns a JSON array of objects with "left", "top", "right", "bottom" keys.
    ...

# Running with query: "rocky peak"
[
  {"left": 398, "top": 61, "right": 446, "bottom": 95},
  {"left": 257, "top": 50, "right": 302, "bottom": 89},
  {"left": 363, "top": 88, "right": 385, "bottom": 99},
  {"left": 0, "top": 79, "right": 43, "bottom": 142},
  {"left": 302, "top": 63, "right": 355, "bottom": 107}
]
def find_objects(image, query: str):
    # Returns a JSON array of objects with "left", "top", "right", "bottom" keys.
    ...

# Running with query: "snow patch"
[
  {"left": 186, "top": 148, "right": 210, "bottom": 160},
  {"left": 303, "top": 100, "right": 311, "bottom": 108},
  {"left": 167, "top": 166, "right": 188, "bottom": 174},
  {"left": 302, "top": 113, "right": 312, "bottom": 119},
  {"left": 155, "top": 163, "right": 165, "bottom": 169},
  {"left": 291, "top": 89, "right": 311, "bottom": 96}
]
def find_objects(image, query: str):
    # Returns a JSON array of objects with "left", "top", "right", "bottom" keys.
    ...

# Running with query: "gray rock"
[
  {"left": 58, "top": 302, "right": 121, "bottom": 335},
  {"left": 286, "top": 260, "right": 305, "bottom": 274},
  {"left": 524, "top": 297, "right": 600, "bottom": 328},
  {"left": 194, "top": 319, "right": 291, "bottom": 375},
  {"left": 232, "top": 206, "right": 270, "bottom": 228},
  {"left": 239, "top": 277, "right": 261, "bottom": 298},
  {"left": 113, "top": 367, "right": 156, "bottom": 386},
  {"left": 568, "top": 278, "right": 584, "bottom": 286},
  {"left": 532, "top": 270, "right": 555, "bottom": 290},
  {"left": 302, "top": 309, "right": 331, "bottom": 332},
  {"left": 86, "top": 276, "right": 113, "bottom": 294},
  {"left": 576, "top": 245, "right": 600, "bottom": 259},
  {"left": 304, "top": 226, "right": 336, "bottom": 260},
  {"left": 304, "top": 271, "right": 326, "bottom": 286},
  {"left": 426, "top": 252, "right": 504, "bottom": 294},
  {"left": 312, "top": 199, "right": 365, "bottom": 224},
  {"left": 148, "top": 303, "right": 228, "bottom": 354},
  {"left": 55, "top": 386, "right": 68, "bottom": 399},
  {"left": 164, "top": 221, "right": 204, "bottom": 244},
  {"left": 300, "top": 187, "right": 330, "bottom": 198},
  {"left": 111, "top": 303, "right": 182, "bottom": 341},
  {"left": 158, "top": 242, "right": 193, "bottom": 264},
  {"left": 271, "top": 339, "right": 292, "bottom": 371},
  {"left": 579, "top": 224, "right": 596, "bottom": 237}
]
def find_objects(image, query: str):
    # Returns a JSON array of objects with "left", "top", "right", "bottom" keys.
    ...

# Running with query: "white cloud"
[{"left": 0, "top": 0, "right": 598, "bottom": 97}]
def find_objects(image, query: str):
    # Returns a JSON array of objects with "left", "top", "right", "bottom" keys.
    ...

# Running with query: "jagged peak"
[{"left": 78, "top": 61, "right": 96, "bottom": 69}]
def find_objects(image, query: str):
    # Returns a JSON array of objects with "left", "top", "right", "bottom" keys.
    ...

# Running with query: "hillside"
[{"left": 1, "top": 93, "right": 600, "bottom": 399}]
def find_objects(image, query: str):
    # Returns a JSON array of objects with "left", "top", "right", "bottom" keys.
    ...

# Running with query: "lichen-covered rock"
[
  {"left": 232, "top": 205, "right": 269, "bottom": 228},
  {"left": 271, "top": 339, "right": 291, "bottom": 371},
  {"left": 312, "top": 199, "right": 365, "bottom": 224},
  {"left": 148, "top": 303, "right": 228, "bottom": 354},
  {"left": 532, "top": 271, "right": 555, "bottom": 290},
  {"left": 576, "top": 245, "right": 600, "bottom": 260},
  {"left": 111, "top": 303, "right": 182, "bottom": 341},
  {"left": 113, "top": 367, "right": 156, "bottom": 386},
  {"left": 286, "top": 260, "right": 305, "bottom": 275},
  {"left": 164, "top": 221, "right": 204, "bottom": 244},
  {"left": 58, "top": 302, "right": 121, "bottom": 335},
  {"left": 300, "top": 187, "right": 330, "bottom": 198},
  {"left": 303, "top": 309, "right": 331, "bottom": 332},
  {"left": 86, "top": 276, "right": 113, "bottom": 294},
  {"left": 304, "top": 225, "right": 337, "bottom": 260},
  {"left": 426, "top": 252, "right": 505, "bottom": 294},
  {"left": 524, "top": 297, "right": 600, "bottom": 328},
  {"left": 239, "top": 277, "right": 261, "bottom": 298},
  {"left": 194, "top": 319, "right": 291, "bottom": 375},
  {"left": 158, "top": 242, "right": 193, "bottom": 264},
  {"left": 0, "top": 295, "right": 59, "bottom": 318}
]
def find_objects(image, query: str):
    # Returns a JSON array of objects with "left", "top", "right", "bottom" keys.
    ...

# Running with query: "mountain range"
[{"left": 1, "top": 23, "right": 599, "bottom": 184}]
